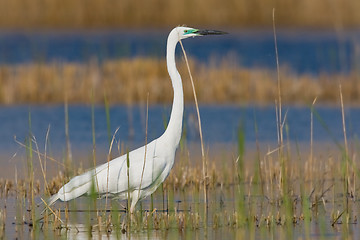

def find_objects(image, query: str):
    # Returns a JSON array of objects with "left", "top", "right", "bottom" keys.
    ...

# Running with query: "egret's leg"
[{"left": 130, "top": 192, "right": 140, "bottom": 214}]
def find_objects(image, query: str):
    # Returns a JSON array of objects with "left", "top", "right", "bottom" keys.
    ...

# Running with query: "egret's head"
[{"left": 175, "top": 26, "right": 227, "bottom": 40}]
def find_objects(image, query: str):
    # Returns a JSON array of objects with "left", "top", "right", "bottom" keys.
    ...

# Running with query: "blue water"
[
  {"left": 0, "top": 29, "right": 359, "bottom": 74},
  {"left": 0, "top": 104, "right": 358, "bottom": 155}
]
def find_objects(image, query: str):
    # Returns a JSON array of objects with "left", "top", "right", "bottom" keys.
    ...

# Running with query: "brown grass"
[
  {"left": 1, "top": 145, "right": 358, "bottom": 210},
  {"left": 0, "top": 0, "right": 359, "bottom": 29},
  {"left": 0, "top": 57, "right": 359, "bottom": 105},
  {"left": 1, "top": 134, "right": 359, "bottom": 236}
]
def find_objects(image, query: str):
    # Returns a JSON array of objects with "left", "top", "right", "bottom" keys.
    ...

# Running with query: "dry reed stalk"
[
  {"left": 309, "top": 97, "right": 317, "bottom": 185},
  {"left": 105, "top": 127, "right": 120, "bottom": 216},
  {"left": 26, "top": 112, "right": 37, "bottom": 227},
  {"left": 14, "top": 136, "right": 65, "bottom": 167},
  {"left": 339, "top": 81, "right": 353, "bottom": 208},
  {"left": 91, "top": 89, "right": 100, "bottom": 196},
  {"left": 273, "top": 9, "right": 290, "bottom": 204},
  {"left": 339, "top": 82, "right": 349, "bottom": 159},
  {"left": 44, "top": 125, "right": 51, "bottom": 194},
  {"left": 179, "top": 40, "right": 208, "bottom": 227},
  {"left": 40, "top": 197, "right": 64, "bottom": 225},
  {"left": 273, "top": 8, "right": 283, "bottom": 151},
  {"left": 32, "top": 135, "right": 50, "bottom": 195},
  {"left": 64, "top": 94, "right": 72, "bottom": 174}
]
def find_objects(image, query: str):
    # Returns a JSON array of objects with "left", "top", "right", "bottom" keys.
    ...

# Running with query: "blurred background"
[
  {"left": 0, "top": 0, "right": 359, "bottom": 104},
  {"left": 0, "top": 0, "right": 358, "bottom": 29},
  {"left": 0, "top": 3, "right": 359, "bottom": 239},
  {"left": 1, "top": 0, "right": 360, "bottom": 174}
]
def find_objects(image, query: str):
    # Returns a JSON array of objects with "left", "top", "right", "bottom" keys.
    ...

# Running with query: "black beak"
[{"left": 195, "top": 29, "right": 228, "bottom": 36}]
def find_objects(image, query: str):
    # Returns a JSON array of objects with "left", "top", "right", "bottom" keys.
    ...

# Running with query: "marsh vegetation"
[{"left": 1, "top": 57, "right": 360, "bottom": 105}]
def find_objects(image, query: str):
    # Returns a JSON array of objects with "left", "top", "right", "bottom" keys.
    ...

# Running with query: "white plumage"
[{"left": 47, "top": 26, "right": 226, "bottom": 213}]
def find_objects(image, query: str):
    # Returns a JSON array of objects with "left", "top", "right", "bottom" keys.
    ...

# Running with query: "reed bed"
[
  {"left": 1, "top": 58, "right": 360, "bottom": 105},
  {"left": 1, "top": 148, "right": 357, "bottom": 198},
  {"left": 1, "top": 140, "right": 359, "bottom": 239},
  {"left": 0, "top": 0, "right": 359, "bottom": 29}
]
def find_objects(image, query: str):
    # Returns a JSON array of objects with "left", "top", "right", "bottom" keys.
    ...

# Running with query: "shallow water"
[
  {"left": 1, "top": 104, "right": 358, "bottom": 151},
  {"left": 0, "top": 104, "right": 358, "bottom": 177},
  {"left": 2, "top": 180, "right": 359, "bottom": 240}
]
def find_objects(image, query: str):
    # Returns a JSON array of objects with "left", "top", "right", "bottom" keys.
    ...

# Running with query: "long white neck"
[{"left": 162, "top": 30, "right": 184, "bottom": 148}]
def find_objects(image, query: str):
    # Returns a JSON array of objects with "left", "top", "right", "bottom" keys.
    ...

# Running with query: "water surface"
[
  {"left": 0, "top": 104, "right": 358, "bottom": 177},
  {"left": 1, "top": 104, "right": 358, "bottom": 153},
  {"left": 0, "top": 29, "right": 359, "bottom": 74}
]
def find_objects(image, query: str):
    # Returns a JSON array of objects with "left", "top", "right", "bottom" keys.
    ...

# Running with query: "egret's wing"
[
  {"left": 54, "top": 139, "right": 160, "bottom": 202},
  {"left": 55, "top": 168, "right": 98, "bottom": 201},
  {"left": 97, "top": 139, "right": 166, "bottom": 194}
]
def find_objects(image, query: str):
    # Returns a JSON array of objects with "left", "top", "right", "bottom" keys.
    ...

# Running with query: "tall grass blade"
[
  {"left": 339, "top": 82, "right": 350, "bottom": 214},
  {"left": 104, "top": 91, "right": 112, "bottom": 146},
  {"left": 126, "top": 149, "right": 131, "bottom": 230},
  {"left": 105, "top": 127, "right": 120, "bottom": 220},
  {"left": 26, "top": 110, "right": 36, "bottom": 230},
  {"left": 64, "top": 96, "right": 72, "bottom": 178},
  {"left": 138, "top": 92, "right": 149, "bottom": 200},
  {"left": 179, "top": 39, "right": 208, "bottom": 231}
]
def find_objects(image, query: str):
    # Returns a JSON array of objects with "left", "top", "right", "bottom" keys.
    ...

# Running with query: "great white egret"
[{"left": 47, "top": 26, "right": 226, "bottom": 213}]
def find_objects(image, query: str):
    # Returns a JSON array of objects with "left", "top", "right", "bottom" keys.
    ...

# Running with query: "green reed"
[
  {"left": 0, "top": 206, "right": 5, "bottom": 238},
  {"left": 126, "top": 149, "right": 131, "bottom": 231},
  {"left": 64, "top": 97, "right": 72, "bottom": 178},
  {"left": 26, "top": 111, "right": 37, "bottom": 231},
  {"left": 104, "top": 91, "right": 112, "bottom": 147},
  {"left": 110, "top": 200, "right": 121, "bottom": 237},
  {"left": 236, "top": 121, "right": 246, "bottom": 225}
]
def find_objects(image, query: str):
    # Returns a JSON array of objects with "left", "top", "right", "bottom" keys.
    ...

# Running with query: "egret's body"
[{"left": 48, "top": 26, "right": 225, "bottom": 213}]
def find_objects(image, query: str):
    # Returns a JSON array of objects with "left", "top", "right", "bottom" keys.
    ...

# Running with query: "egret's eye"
[{"left": 184, "top": 30, "right": 188, "bottom": 34}]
